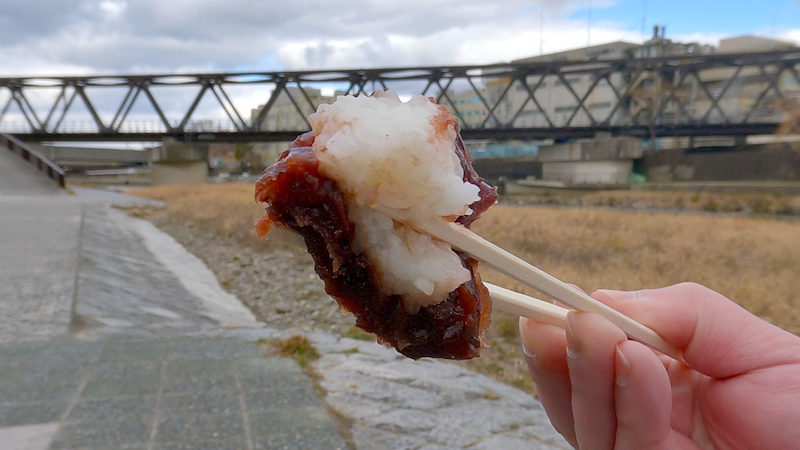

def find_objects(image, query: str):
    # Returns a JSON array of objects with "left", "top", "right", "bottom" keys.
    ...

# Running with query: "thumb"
[{"left": 593, "top": 282, "right": 800, "bottom": 378}]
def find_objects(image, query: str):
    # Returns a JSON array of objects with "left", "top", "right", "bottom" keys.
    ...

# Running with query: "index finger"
[{"left": 592, "top": 282, "right": 800, "bottom": 378}]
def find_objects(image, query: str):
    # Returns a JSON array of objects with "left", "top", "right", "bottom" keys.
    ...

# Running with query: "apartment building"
[{"left": 442, "top": 89, "right": 490, "bottom": 128}]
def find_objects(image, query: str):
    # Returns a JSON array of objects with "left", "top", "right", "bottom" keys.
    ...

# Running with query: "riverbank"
[{"left": 125, "top": 183, "right": 800, "bottom": 392}]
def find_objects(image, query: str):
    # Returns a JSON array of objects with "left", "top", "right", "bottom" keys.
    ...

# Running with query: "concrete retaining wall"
[
  {"left": 471, "top": 156, "right": 542, "bottom": 182},
  {"left": 151, "top": 139, "right": 209, "bottom": 185},
  {"left": 38, "top": 145, "right": 149, "bottom": 167},
  {"left": 539, "top": 136, "right": 642, "bottom": 162},
  {"left": 543, "top": 160, "right": 633, "bottom": 186},
  {"left": 642, "top": 145, "right": 800, "bottom": 182},
  {"left": 151, "top": 161, "right": 208, "bottom": 185}
]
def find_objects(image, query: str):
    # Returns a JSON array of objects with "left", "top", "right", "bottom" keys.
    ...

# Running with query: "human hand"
[{"left": 519, "top": 282, "right": 800, "bottom": 449}]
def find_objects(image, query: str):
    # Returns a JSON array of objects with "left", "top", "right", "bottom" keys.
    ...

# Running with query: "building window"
[
  {"left": 555, "top": 77, "right": 581, "bottom": 86},
  {"left": 589, "top": 102, "right": 612, "bottom": 110}
]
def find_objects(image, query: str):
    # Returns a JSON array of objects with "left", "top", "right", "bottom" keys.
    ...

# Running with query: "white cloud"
[
  {"left": 669, "top": 32, "right": 730, "bottom": 47},
  {"left": 0, "top": 0, "right": 597, "bottom": 74},
  {"left": 0, "top": 0, "right": 797, "bottom": 75},
  {"left": 99, "top": 0, "right": 126, "bottom": 18},
  {"left": 777, "top": 29, "right": 800, "bottom": 45},
  {"left": 275, "top": 16, "right": 646, "bottom": 70}
]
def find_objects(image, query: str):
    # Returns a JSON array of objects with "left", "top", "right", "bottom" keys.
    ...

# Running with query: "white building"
[{"left": 483, "top": 41, "right": 646, "bottom": 128}]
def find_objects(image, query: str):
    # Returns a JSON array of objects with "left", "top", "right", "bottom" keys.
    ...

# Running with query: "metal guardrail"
[{"left": 1, "top": 133, "right": 65, "bottom": 187}]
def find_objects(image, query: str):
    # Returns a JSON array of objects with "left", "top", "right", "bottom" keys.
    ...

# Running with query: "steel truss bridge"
[{"left": 1, "top": 49, "right": 799, "bottom": 143}]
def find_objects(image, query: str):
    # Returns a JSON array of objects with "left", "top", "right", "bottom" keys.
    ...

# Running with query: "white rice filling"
[
  {"left": 310, "top": 91, "right": 480, "bottom": 219},
  {"left": 309, "top": 91, "right": 480, "bottom": 312},
  {"left": 348, "top": 205, "right": 470, "bottom": 313}
]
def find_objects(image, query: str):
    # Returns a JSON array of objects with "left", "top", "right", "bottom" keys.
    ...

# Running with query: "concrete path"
[
  {"left": 0, "top": 147, "right": 65, "bottom": 195},
  {"left": 0, "top": 337, "right": 344, "bottom": 449},
  {"left": 71, "top": 205, "right": 258, "bottom": 339},
  {"left": 0, "top": 148, "right": 77, "bottom": 343},
  {"left": 0, "top": 148, "right": 567, "bottom": 449}
]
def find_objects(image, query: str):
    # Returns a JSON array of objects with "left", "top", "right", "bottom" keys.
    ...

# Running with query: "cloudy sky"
[
  {"left": 2, "top": 0, "right": 798, "bottom": 76},
  {"left": 0, "top": 0, "right": 798, "bottom": 131}
]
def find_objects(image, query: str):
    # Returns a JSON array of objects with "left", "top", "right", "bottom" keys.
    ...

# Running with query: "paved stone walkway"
[
  {"left": 0, "top": 197, "right": 79, "bottom": 343},
  {"left": 0, "top": 147, "right": 567, "bottom": 449},
  {"left": 0, "top": 336, "right": 346, "bottom": 449},
  {"left": 0, "top": 149, "right": 77, "bottom": 344}
]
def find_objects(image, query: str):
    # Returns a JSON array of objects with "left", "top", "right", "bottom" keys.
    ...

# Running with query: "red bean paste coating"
[{"left": 255, "top": 131, "right": 498, "bottom": 359}]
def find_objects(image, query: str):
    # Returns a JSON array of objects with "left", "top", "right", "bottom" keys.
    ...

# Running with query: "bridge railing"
[
  {"left": 1, "top": 133, "right": 65, "bottom": 187},
  {"left": 1, "top": 49, "right": 799, "bottom": 141}
]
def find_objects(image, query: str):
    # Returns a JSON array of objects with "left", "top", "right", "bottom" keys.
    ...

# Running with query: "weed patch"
[
  {"left": 343, "top": 326, "right": 375, "bottom": 341},
  {"left": 273, "top": 335, "right": 320, "bottom": 369}
]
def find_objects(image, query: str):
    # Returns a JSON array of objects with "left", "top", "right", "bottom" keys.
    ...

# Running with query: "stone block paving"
[{"left": 0, "top": 336, "right": 348, "bottom": 449}]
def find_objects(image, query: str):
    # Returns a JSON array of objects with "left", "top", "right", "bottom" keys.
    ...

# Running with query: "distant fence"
[{"left": 1, "top": 133, "right": 65, "bottom": 187}]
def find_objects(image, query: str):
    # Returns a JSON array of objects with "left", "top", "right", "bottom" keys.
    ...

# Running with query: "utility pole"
[
  {"left": 641, "top": 0, "right": 647, "bottom": 41},
  {"left": 587, "top": 0, "right": 592, "bottom": 47},
  {"left": 539, "top": 6, "right": 544, "bottom": 55}
]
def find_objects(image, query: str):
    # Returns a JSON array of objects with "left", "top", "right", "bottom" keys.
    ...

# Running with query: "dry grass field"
[
  {"left": 505, "top": 188, "right": 800, "bottom": 215},
  {"left": 473, "top": 205, "right": 800, "bottom": 326},
  {"left": 129, "top": 183, "right": 267, "bottom": 246},
  {"left": 128, "top": 183, "right": 800, "bottom": 391}
]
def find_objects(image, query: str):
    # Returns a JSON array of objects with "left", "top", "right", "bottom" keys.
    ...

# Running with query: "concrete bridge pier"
[
  {"left": 536, "top": 134, "right": 643, "bottom": 188},
  {"left": 151, "top": 139, "right": 209, "bottom": 185}
]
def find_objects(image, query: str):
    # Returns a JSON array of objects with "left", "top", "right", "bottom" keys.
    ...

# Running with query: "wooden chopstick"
[
  {"left": 485, "top": 282, "right": 567, "bottom": 327},
  {"left": 398, "top": 215, "right": 685, "bottom": 363}
]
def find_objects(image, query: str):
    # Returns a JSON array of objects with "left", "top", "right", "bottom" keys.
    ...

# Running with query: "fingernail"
[
  {"left": 522, "top": 345, "right": 537, "bottom": 360},
  {"left": 518, "top": 318, "right": 537, "bottom": 359},
  {"left": 565, "top": 311, "right": 581, "bottom": 360},
  {"left": 615, "top": 345, "right": 631, "bottom": 388}
]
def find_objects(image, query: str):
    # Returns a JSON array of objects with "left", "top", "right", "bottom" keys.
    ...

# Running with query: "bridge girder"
[{"left": 0, "top": 49, "right": 797, "bottom": 142}]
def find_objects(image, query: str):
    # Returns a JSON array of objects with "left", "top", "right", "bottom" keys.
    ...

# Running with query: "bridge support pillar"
[
  {"left": 151, "top": 139, "right": 208, "bottom": 185},
  {"left": 537, "top": 134, "right": 643, "bottom": 188}
]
